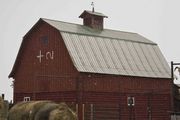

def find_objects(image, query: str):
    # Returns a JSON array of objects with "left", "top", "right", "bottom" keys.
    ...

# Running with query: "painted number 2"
[{"left": 37, "top": 50, "right": 54, "bottom": 63}]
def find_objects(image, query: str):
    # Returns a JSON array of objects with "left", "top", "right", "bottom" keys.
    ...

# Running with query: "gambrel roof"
[
  {"left": 42, "top": 18, "right": 170, "bottom": 78},
  {"left": 9, "top": 18, "right": 171, "bottom": 78}
]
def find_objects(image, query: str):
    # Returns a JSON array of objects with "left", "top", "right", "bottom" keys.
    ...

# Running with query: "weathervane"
[{"left": 91, "top": 2, "right": 95, "bottom": 12}]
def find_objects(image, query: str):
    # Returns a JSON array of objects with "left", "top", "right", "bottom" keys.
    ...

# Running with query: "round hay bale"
[
  {"left": 8, "top": 101, "right": 51, "bottom": 120},
  {"left": 8, "top": 101, "right": 77, "bottom": 120},
  {"left": 0, "top": 97, "right": 4, "bottom": 109},
  {"left": 34, "top": 102, "right": 59, "bottom": 120},
  {"left": 49, "top": 103, "right": 77, "bottom": 120}
]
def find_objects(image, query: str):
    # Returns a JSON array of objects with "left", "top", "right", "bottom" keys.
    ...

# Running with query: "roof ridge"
[
  {"left": 41, "top": 18, "right": 137, "bottom": 35},
  {"left": 41, "top": 17, "right": 82, "bottom": 26},
  {"left": 104, "top": 28, "right": 137, "bottom": 35},
  {"left": 42, "top": 18, "right": 156, "bottom": 45}
]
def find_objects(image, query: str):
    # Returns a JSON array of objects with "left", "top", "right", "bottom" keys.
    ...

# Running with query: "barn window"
[
  {"left": 40, "top": 36, "right": 48, "bottom": 45},
  {"left": 23, "top": 97, "right": 30, "bottom": 102},
  {"left": 127, "top": 96, "right": 135, "bottom": 106}
]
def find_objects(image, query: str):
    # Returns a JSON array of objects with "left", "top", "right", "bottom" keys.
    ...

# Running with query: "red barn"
[{"left": 9, "top": 10, "right": 172, "bottom": 120}]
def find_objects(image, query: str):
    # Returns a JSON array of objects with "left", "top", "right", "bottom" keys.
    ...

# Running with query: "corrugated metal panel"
[
  {"left": 61, "top": 32, "right": 171, "bottom": 78},
  {"left": 140, "top": 44, "right": 159, "bottom": 77},
  {"left": 153, "top": 46, "right": 171, "bottom": 78},
  {"left": 132, "top": 43, "right": 149, "bottom": 77},
  {"left": 112, "top": 40, "right": 129, "bottom": 75},
  {"left": 127, "top": 42, "right": 146, "bottom": 76}
]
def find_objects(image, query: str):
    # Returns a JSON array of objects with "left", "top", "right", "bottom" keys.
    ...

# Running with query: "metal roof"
[
  {"left": 42, "top": 18, "right": 171, "bottom": 78},
  {"left": 79, "top": 10, "right": 108, "bottom": 18},
  {"left": 42, "top": 18, "right": 155, "bottom": 45}
]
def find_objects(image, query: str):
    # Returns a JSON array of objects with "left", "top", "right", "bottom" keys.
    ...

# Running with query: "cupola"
[{"left": 79, "top": 10, "right": 108, "bottom": 30}]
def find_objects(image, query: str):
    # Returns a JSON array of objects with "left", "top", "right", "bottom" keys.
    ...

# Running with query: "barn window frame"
[
  {"left": 40, "top": 36, "right": 49, "bottom": 45},
  {"left": 127, "top": 96, "right": 135, "bottom": 107},
  {"left": 23, "top": 97, "right": 30, "bottom": 102}
]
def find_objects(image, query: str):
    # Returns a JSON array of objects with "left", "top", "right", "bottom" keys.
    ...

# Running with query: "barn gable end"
[
  {"left": 9, "top": 19, "right": 78, "bottom": 78},
  {"left": 10, "top": 19, "right": 79, "bottom": 102}
]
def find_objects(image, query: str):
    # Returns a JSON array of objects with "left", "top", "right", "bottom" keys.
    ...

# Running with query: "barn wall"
[
  {"left": 79, "top": 73, "right": 171, "bottom": 120},
  {"left": 13, "top": 20, "right": 78, "bottom": 102},
  {"left": 81, "top": 73, "right": 171, "bottom": 94},
  {"left": 83, "top": 95, "right": 171, "bottom": 120}
]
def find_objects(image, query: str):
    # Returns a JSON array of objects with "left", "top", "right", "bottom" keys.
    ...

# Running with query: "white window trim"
[
  {"left": 23, "top": 97, "right": 31, "bottom": 102},
  {"left": 127, "top": 96, "right": 135, "bottom": 106}
]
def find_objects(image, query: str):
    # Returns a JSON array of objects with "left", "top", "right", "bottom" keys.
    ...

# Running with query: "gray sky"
[{"left": 0, "top": 0, "right": 180, "bottom": 101}]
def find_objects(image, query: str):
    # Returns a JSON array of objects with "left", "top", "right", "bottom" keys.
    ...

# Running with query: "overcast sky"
[{"left": 0, "top": 0, "right": 180, "bottom": 101}]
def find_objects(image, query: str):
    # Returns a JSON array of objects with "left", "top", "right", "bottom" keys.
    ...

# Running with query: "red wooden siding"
[
  {"left": 13, "top": 20, "right": 78, "bottom": 102},
  {"left": 81, "top": 73, "right": 171, "bottom": 94},
  {"left": 80, "top": 74, "right": 171, "bottom": 120},
  {"left": 83, "top": 94, "right": 171, "bottom": 120}
]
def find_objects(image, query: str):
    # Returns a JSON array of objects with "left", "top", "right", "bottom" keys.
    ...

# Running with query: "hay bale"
[
  {"left": 8, "top": 101, "right": 77, "bottom": 120},
  {"left": 0, "top": 97, "right": 3, "bottom": 109},
  {"left": 34, "top": 102, "right": 59, "bottom": 120},
  {"left": 8, "top": 101, "right": 51, "bottom": 120},
  {"left": 49, "top": 103, "right": 77, "bottom": 120},
  {"left": 0, "top": 97, "right": 9, "bottom": 120}
]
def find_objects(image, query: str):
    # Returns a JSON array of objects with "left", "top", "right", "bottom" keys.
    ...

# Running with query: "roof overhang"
[{"left": 79, "top": 10, "right": 108, "bottom": 18}]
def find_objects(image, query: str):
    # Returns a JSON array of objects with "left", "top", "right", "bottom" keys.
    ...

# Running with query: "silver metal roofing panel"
[
  {"left": 78, "top": 35, "right": 94, "bottom": 71},
  {"left": 147, "top": 45, "right": 165, "bottom": 73},
  {"left": 122, "top": 41, "right": 139, "bottom": 76},
  {"left": 42, "top": 18, "right": 170, "bottom": 78},
  {"left": 103, "top": 38, "right": 119, "bottom": 74},
  {"left": 104, "top": 39, "right": 123, "bottom": 72},
  {"left": 127, "top": 42, "right": 145, "bottom": 76},
  {"left": 80, "top": 36, "right": 99, "bottom": 72},
  {"left": 87, "top": 37, "right": 106, "bottom": 73},
  {"left": 70, "top": 34, "right": 89, "bottom": 71},
  {"left": 132, "top": 43, "right": 149, "bottom": 77},
  {"left": 96, "top": 37, "right": 111, "bottom": 71},
  {"left": 89, "top": 37, "right": 106, "bottom": 73},
  {"left": 61, "top": 31, "right": 171, "bottom": 78},
  {"left": 141, "top": 44, "right": 159, "bottom": 77},
  {"left": 134, "top": 43, "right": 153, "bottom": 74},
  {"left": 153, "top": 46, "right": 171, "bottom": 77},
  {"left": 111, "top": 40, "right": 130, "bottom": 74},
  {"left": 62, "top": 33, "right": 85, "bottom": 71},
  {"left": 142, "top": 45, "right": 158, "bottom": 72}
]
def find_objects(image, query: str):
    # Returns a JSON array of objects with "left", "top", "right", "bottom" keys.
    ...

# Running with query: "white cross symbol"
[{"left": 36, "top": 50, "right": 44, "bottom": 63}]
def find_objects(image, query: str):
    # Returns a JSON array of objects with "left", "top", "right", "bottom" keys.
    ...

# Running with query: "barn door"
[
  {"left": 147, "top": 95, "right": 152, "bottom": 120},
  {"left": 130, "top": 95, "right": 152, "bottom": 120},
  {"left": 84, "top": 103, "right": 120, "bottom": 120}
]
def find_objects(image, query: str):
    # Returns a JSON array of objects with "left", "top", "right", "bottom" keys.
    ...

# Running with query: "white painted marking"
[{"left": 36, "top": 50, "right": 44, "bottom": 63}]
